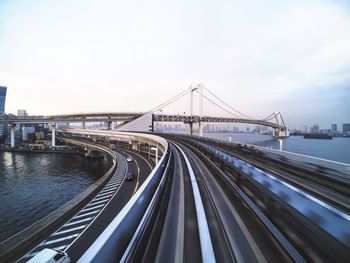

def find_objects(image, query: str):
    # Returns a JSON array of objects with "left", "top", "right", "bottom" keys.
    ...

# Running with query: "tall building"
[
  {"left": 17, "top": 109, "right": 28, "bottom": 117},
  {"left": 0, "top": 86, "right": 7, "bottom": 139},
  {"left": 331, "top": 124, "right": 337, "bottom": 133},
  {"left": 343, "top": 124, "right": 350, "bottom": 133},
  {"left": 310, "top": 124, "right": 320, "bottom": 133}
]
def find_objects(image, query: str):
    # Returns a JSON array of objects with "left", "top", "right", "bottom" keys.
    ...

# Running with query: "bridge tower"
[
  {"left": 189, "top": 84, "right": 204, "bottom": 136},
  {"left": 272, "top": 112, "right": 289, "bottom": 138}
]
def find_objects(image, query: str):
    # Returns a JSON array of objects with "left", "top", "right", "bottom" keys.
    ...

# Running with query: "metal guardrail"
[
  {"left": 193, "top": 140, "right": 350, "bottom": 247},
  {"left": 188, "top": 134, "right": 350, "bottom": 174}
]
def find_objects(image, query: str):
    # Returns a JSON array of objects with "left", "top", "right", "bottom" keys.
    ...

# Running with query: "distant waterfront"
[
  {"left": 204, "top": 133, "right": 350, "bottom": 164},
  {"left": 0, "top": 152, "right": 112, "bottom": 243}
]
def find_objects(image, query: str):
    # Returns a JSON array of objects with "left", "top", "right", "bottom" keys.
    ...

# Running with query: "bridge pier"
[
  {"left": 187, "top": 122, "right": 203, "bottom": 136},
  {"left": 107, "top": 121, "right": 112, "bottom": 130},
  {"left": 189, "top": 123, "right": 193, "bottom": 135},
  {"left": 82, "top": 122, "right": 85, "bottom": 129},
  {"left": 51, "top": 123, "right": 56, "bottom": 147},
  {"left": 10, "top": 124, "right": 15, "bottom": 148},
  {"left": 188, "top": 84, "right": 204, "bottom": 137},
  {"left": 131, "top": 141, "right": 139, "bottom": 151},
  {"left": 22, "top": 126, "right": 28, "bottom": 141},
  {"left": 273, "top": 128, "right": 289, "bottom": 138},
  {"left": 198, "top": 121, "right": 203, "bottom": 137}
]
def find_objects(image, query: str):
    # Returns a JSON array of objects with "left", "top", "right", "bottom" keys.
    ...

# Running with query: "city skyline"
[{"left": 0, "top": 0, "right": 350, "bottom": 128}]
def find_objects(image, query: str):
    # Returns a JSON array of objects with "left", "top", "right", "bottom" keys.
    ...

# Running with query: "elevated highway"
[{"left": 0, "top": 112, "right": 144, "bottom": 124}]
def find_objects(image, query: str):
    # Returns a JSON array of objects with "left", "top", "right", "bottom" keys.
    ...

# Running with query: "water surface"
[{"left": 204, "top": 133, "right": 350, "bottom": 164}]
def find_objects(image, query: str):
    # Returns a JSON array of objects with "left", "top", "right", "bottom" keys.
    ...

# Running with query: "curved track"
[
  {"left": 161, "top": 136, "right": 350, "bottom": 262},
  {"left": 118, "top": 140, "right": 308, "bottom": 262}
]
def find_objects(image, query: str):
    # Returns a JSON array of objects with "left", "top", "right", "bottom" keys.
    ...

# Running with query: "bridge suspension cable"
[
  {"left": 202, "top": 86, "right": 256, "bottom": 119},
  {"left": 201, "top": 94, "right": 244, "bottom": 118},
  {"left": 149, "top": 86, "right": 192, "bottom": 113},
  {"left": 201, "top": 85, "right": 280, "bottom": 122}
]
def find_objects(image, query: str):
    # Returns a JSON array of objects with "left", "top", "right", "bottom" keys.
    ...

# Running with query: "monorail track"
[{"left": 165, "top": 136, "right": 350, "bottom": 262}]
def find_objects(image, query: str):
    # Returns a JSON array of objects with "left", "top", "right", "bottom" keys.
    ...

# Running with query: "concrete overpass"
[
  {"left": 0, "top": 112, "right": 144, "bottom": 125},
  {"left": 0, "top": 112, "right": 144, "bottom": 148}
]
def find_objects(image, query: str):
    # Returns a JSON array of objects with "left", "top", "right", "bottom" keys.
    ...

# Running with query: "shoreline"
[{"left": 0, "top": 145, "right": 84, "bottom": 155}]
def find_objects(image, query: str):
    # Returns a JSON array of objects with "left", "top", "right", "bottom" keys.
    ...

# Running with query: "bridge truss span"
[{"left": 154, "top": 114, "right": 282, "bottom": 129}]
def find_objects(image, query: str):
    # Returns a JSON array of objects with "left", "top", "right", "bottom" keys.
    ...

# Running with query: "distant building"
[
  {"left": 310, "top": 124, "right": 319, "bottom": 133},
  {"left": 300, "top": 125, "right": 308, "bottom": 133},
  {"left": 343, "top": 124, "right": 350, "bottom": 133},
  {"left": 320, "top": 129, "right": 331, "bottom": 134},
  {"left": 0, "top": 86, "right": 7, "bottom": 139},
  {"left": 254, "top": 125, "right": 262, "bottom": 133},
  {"left": 331, "top": 124, "right": 337, "bottom": 133},
  {"left": 17, "top": 109, "right": 28, "bottom": 117}
]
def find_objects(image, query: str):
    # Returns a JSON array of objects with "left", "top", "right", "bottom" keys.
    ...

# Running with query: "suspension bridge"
[{"left": 119, "top": 84, "right": 289, "bottom": 138}]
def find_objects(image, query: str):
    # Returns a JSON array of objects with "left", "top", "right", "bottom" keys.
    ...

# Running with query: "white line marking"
[
  {"left": 86, "top": 199, "right": 108, "bottom": 207},
  {"left": 54, "top": 245, "right": 68, "bottom": 251},
  {"left": 44, "top": 234, "right": 79, "bottom": 245},
  {"left": 64, "top": 217, "right": 94, "bottom": 227},
  {"left": 74, "top": 210, "right": 99, "bottom": 219},
  {"left": 93, "top": 194, "right": 113, "bottom": 201},
  {"left": 97, "top": 191, "right": 114, "bottom": 198},
  {"left": 99, "top": 189, "right": 116, "bottom": 195},
  {"left": 81, "top": 204, "right": 105, "bottom": 213},
  {"left": 103, "top": 186, "right": 118, "bottom": 191},
  {"left": 52, "top": 225, "right": 87, "bottom": 236},
  {"left": 174, "top": 143, "right": 216, "bottom": 263}
]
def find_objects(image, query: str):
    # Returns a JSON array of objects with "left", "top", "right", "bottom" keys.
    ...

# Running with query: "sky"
[{"left": 0, "top": 0, "right": 349, "bottom": 129}]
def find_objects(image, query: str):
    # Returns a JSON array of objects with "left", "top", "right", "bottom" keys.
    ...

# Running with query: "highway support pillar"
[
  {"left": 131, "top": 141, "right": 138, "bottom": 151},
  {"left": 107, "top": 121, "right": 112, "bottom": 130},
  {"left": 10, "top": 124, "right": 15, "bottom": 148},
  {"left": 198, "top": 122, "right": 203, "bottom": 137},
  {"left": 51, "top": 123, "right": 56, "bottom": 147},
  {"left": 22, "top": 126, "right": 28, "bottom": 141},
  {"left": 82, "top": 122, "right": 85, "bottom": 129},
  {"left": 189, "top": 122, "right": 193, "bottom": 135}
]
